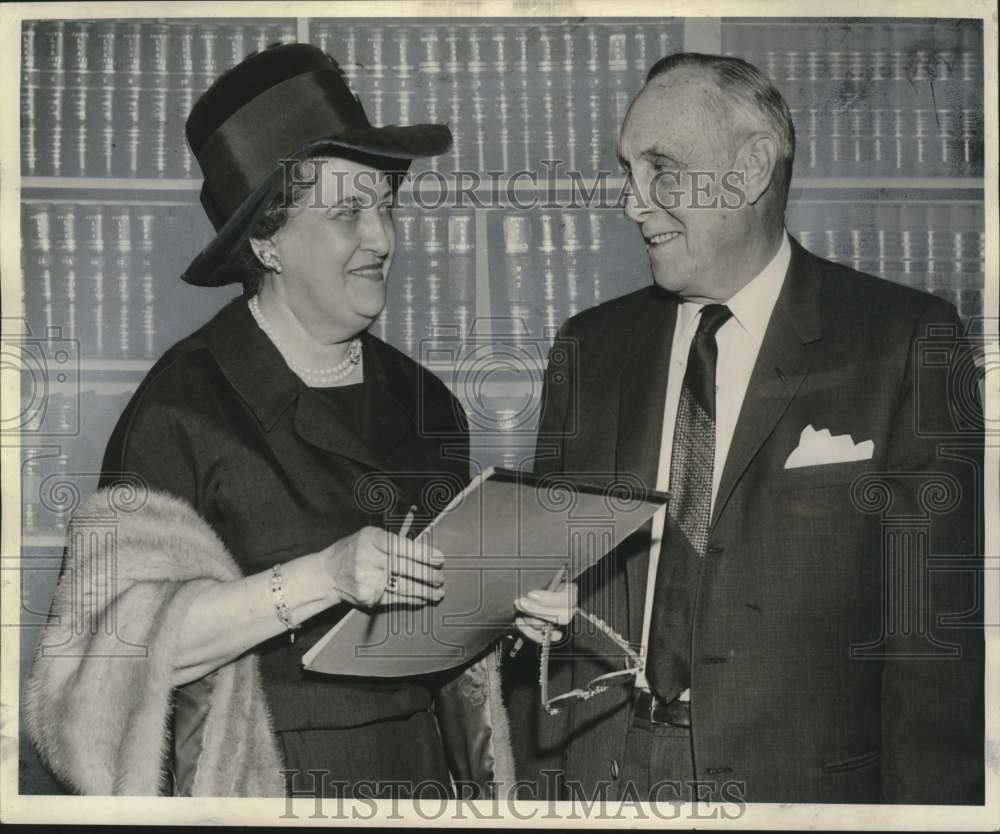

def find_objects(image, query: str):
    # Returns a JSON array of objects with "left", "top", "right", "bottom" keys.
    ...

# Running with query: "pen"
[
  {"left": 509, "top": 564, "right": 569, "bottom": 659},
  {"left": 399, "top": 505, "right": 417, "bottom": 539}
]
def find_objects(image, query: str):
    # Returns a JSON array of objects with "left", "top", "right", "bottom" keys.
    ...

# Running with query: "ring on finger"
[{"left": 385, "top": 573, "right": 399, "bottom": 593}]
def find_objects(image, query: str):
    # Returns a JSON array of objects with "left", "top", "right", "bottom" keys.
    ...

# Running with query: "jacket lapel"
[
  {"left": 615, "top": 293, "right": 677, "bottom": 643},
  {"left": 202, "top": 297, "right": 414, "bottom": 475},
  {"left": 292, "top": 333, "right": 416, "bottom": 474},
  {"left": 710, "top": 238, "right": 824, "bottom": 529},
  {"left": 359, "top": 331, "right": 419, "bottom": 465}
]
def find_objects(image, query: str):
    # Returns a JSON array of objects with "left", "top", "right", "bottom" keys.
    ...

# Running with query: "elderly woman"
[{"left": 25, "top": 43, "right": 511, "bottom": 798}]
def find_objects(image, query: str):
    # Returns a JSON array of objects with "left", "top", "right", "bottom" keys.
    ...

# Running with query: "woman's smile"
[{"left": 348, "top": 260, "right": 387, "bottom": 281}]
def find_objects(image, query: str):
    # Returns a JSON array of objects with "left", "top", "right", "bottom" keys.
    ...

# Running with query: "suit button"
[
  {"left": 610, "top": 759, "right": 620, "bottom": 780},
  {"left": 707, "top": 545, "right": 724, "bottom": 554}
]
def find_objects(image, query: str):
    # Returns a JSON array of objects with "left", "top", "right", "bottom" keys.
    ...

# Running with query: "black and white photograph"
[{"left": 0, "top": 0, "right": 996, "bottom": 827}]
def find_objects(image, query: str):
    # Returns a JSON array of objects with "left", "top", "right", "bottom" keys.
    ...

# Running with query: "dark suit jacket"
[{"left": 504, "top": 238, "right": 984, "bottom": 804}]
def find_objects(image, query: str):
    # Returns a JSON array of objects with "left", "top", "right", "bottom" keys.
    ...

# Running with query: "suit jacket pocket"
[
  {"left": 771, "top": 459, "right": 873, "bottom": 492},
  {"left": 822, "top": 748, "right": 880, "bottom": 774}
]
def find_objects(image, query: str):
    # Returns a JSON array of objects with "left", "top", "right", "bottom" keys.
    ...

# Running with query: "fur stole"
[
  {"left": 24, "top": 487, "right": 515, "bottom": 796},
  {"left": 24, "top": 487, "right": 286, "bottom": 796}
]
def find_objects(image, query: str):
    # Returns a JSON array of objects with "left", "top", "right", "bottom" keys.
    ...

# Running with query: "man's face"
[{"left": 619, "top": 70, "right": 754, "bottom": 303}]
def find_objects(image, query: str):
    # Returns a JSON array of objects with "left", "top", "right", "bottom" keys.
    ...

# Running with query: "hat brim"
[{"left": 181, "top": 124, "right": 451, "bottom": 288}]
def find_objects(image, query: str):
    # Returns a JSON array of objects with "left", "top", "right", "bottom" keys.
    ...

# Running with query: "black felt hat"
[{"left": 182, "top": 42, "right": 452, "bottom": 287}]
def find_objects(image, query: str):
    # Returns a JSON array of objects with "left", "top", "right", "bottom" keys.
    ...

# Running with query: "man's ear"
[{"left": 738, "top": 132, "right": 779, "bottom": 205}]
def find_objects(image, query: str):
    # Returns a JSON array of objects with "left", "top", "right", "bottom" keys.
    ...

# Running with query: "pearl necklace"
[{"left": 249, "top": 295, "right": 362, "bottom": 386}]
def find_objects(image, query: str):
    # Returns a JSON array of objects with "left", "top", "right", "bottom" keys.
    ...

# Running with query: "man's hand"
[{"left": 513, "top": 582, "right": 579, "bottom": 643}]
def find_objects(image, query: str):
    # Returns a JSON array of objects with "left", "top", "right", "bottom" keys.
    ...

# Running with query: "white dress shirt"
[{"left": 635, "top": 233, "right": 792, "bottom": 694}]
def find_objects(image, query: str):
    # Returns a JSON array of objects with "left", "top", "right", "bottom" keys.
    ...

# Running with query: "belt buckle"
[
  {"left": 645, "top": 692, "right": 659, "bottom": 724},
  {"left": 650, "top": 696, "right": 670, "bottom": 725}
]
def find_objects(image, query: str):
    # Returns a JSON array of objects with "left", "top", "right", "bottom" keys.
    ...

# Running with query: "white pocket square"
[{"left": 784, "top": 424, "right": 875, "bottom": 469}]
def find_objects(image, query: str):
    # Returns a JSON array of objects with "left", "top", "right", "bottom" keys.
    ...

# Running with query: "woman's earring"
[{"left": 266, "top": 256, "right": 283, "bottom": 274}]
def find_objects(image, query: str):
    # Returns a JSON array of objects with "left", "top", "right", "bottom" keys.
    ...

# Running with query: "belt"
[{"left": 633, "top": 690, "right": 691, "bottom": 728}]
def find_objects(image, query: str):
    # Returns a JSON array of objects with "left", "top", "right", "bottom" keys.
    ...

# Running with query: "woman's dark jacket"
[{"left": 99, "top": 295, "right": 470, "bottom": 732}]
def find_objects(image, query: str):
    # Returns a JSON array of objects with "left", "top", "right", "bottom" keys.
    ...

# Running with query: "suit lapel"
[
  {"left": 615, "top": 294, "right": 677, "bottom": 644},
  {"left": 711, "top": 238, "right": 824, "bottom": 529}
]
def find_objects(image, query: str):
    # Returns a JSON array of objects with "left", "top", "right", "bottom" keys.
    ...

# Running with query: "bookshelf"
[{"left": 16, "top": 14, "right": 987, "bottom": 534}]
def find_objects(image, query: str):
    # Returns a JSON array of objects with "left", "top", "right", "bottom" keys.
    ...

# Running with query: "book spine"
[
  {"left": 394, "top": 27, "right": 414, "bottom": 131},
  {"left": 500, "top": 214, "right": 532, "bottom": 344},
  {"left": 111, "top": 208, "right": 131, "bottom": 358},
  {"left": 561, "top": 29, "right": 577, "bottom": 174},
  {"left": 514, "top": 27, "right": 531, "bottom": 173},
  {"left": 147, "top": 24, "right": 170, "bottom": 177},
  {"left": 41, "top": 22, "right": 65, "bottom": 177},
  {"left": 419, "top": 26, "right": 441, "bottom": 172},
  {"left": 199, "top": 24, "right": 220, "bottom": 103},
  {"left": 631, "top": 27, "right": 648, "bottom": 93},
  {"left": 95, "top": 22, "right": 115, "bottom": 176},
  {"left": 121, "top": 22, "right": 142, "bottom": 177},
  {"left": 54, "top": 206, "right": 78, "bottom": 345},
  {"left": 561, "top": 213, "right": 581, "bottom": 321},
  {"left": 583, "top": 26, "right": 601, "bottom": 177},
  {"left": 65, "top": 22, "right": 89, "bottom": 176},
  {"left": 174, "top": 24, "right": 196, "bottom": 177},
  {"left": 21, "top": 23, "right": 37, "bottom": 175},
  {"left": 422, "top": 214, "right": 444, "bottom": 351},
  {"left": 588, "top": 212, "right": 603, "bottom": 307},
  {"left": 224, "top": 24, "right": 246, "bottom": 70},
  {"left": 447, "top": 213, "right": 474, "bottom": 343},
  {"left": 25, "top": 205, "right": 54, "bottom": 340},
  {"left": 137, "top": 211, "right": 156, "bottom": 357},
  {"left": 384, "top": 212, "right": 417, "bottom": 351},
  {"left": 493, "top": 27, "right": 511, "bottom": 173},
  {"left": 468, "top": 27, "right": 487, "bottom": 172},
  {"left": 606, "top": 27, "right": 630, "bottom": 176},
  {"left": 539, "top": 29, "right": 556, "bottom": 169},
  {"left": 445, "top": 26, "right": 464, "bottom": 173},
  {"left": 82, "top": 208, "right": 107, "bottom": 357},
  {"left": 538, "top": 213, "right": 558, "bottom": 339}
]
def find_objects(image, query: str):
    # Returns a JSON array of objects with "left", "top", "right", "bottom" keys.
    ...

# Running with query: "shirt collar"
[{"left": 677, "top": 232, "right": 791, "bottom": 340}]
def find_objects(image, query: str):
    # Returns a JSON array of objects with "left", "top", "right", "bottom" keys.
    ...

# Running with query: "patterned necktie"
[{"left": 646, "top": 303, "right": 733, "bottom": 703}]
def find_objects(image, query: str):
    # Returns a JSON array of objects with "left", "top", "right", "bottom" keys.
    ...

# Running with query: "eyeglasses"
[{"left": 539, "top": 610, "right": 644, "bottom": 716}]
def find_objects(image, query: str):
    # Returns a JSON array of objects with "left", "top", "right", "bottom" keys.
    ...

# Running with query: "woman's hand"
[
  {"left": 513, "top": 582, "right": 578, "bottom": 644},
  {"left": 323, "top": 526, "right": 445, "bottom": 609}
]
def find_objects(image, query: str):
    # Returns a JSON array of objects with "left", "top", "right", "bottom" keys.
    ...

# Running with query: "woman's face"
[{"left": 265, "top": 156, "right": 396, "bottom": 342}]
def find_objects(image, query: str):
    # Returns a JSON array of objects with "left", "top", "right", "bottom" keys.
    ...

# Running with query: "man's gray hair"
[{"left": 646, "top": 52, "right": 796, "bottom": 210}]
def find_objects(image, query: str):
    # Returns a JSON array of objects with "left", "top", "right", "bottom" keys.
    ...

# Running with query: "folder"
[{"left": 302, "top": 466, "right": 668, "bottom": 677}]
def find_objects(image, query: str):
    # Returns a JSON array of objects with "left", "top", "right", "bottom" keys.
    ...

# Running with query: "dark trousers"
[
  {"left": 279, "top": 709, "right": 452, "bottom": 799},
  {"left": 618, "top": 715, "right": 696, "bottom": 802}
]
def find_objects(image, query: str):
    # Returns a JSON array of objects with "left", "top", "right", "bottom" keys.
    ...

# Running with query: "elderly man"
[{"left": 507, "top": 53, "right": 983, "bottom": 805}]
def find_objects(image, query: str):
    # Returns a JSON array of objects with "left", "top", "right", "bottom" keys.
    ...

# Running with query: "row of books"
[
  {"left": 21, "top": 17, "right": 986, "bottom": 182},
  {"left": 22, "top": 204, "right": 181, "bottom": 360},
  {"left": 20, "top": 18, "right": 681, "bottom": 179},
  {"left": 309, "top": 20, "right": 682, "bottom": 176},
  {"left": 21, "top": 19, "right": 298, "bottom": 178},
  {"left": 20, "top": 199, "right": 985, "bottom": 363},
  {"left": 788, "top": 203, "right": 984, "bottom": 275},
  {"left": 723, "top": 20, "right": 984, "bottom": 177}
]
